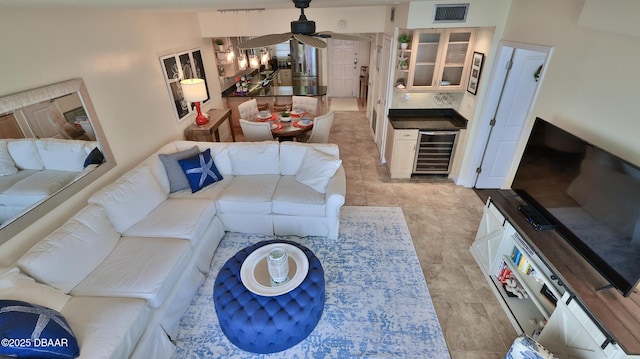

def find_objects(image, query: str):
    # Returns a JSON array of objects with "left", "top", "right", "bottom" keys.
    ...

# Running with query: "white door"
[
  {"left": 328, "top": 39, "right": 359, "bottom": 97},
  {"left": 475, "top": 48, "right": 547, "bottom": 188},
  {"left": 375, "top": 37, "right": 391, "bottom": 153},
  {"left": 21, "top": 102, "right": 61, "bottom": 138}
]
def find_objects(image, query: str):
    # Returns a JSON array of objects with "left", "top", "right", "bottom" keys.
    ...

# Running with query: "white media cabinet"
[{"left": 471, "top": 191, "right": 640, "bottom": 358}]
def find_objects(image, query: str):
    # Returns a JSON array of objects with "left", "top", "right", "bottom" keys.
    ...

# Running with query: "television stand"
[{"left": 471, "top": 189, "right": 640, "bottom": 357}]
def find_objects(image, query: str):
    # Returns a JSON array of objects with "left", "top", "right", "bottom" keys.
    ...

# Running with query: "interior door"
[
  {"left": 375, "top": 37, "right": 391, "bottom": 153},
  {"left": 475, "top": 48, "right": 547, "bottom": 188},
  {"left": 21, "top": 101, "right": 61, "bottom": 138},
  {"left": 328, "top": 39, "right": 359, "bottom": 97}
]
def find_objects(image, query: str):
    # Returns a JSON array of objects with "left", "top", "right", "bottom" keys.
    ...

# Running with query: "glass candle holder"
[{"left": 267, "top": 248, "right": 289, "bottom": 284}]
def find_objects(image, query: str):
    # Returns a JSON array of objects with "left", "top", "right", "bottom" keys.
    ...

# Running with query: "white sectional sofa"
[
  {"left": 0, "top": 138, "right": 99, "bottom": 224},
  {"left": 1, "top": 140, "right": 345, "bottom": 359}
]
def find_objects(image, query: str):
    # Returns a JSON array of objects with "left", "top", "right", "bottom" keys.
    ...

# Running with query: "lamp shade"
[{"left": 180, "top": 78, "right": 208, "bottom": 102}]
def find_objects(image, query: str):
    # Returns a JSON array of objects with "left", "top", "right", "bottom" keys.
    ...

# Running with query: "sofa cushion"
[
  {"left": 70, "top": 236, "right": 191, "bottom": 308},
  {"left": 123, "top": 199, "right": 217, "bottom": 245},
  {"left": 0, "top": 267, "right": 71, "bottom": 312},
  {"left": 36, "top": 139, "right": 95, "bottom": 172},
  {"left": 228, "top": 142, "right": 280, "bottom": 175},
  {"left": 295, "top": 148, "right": 342, "bottom": 193},
  {"left": 0, "top": 170, "right": 78, "bottom": 206},
  {"left": 178, "top": 149, "right": 224, "bottom": 193},
  {"left": 88, "top": 165, "right": 167, "bottom": 233},
  {"left": 158, "top": 145, "right": 199, "bottom": 193},
  {"left": 0, "top": 299, "right": 80, "bottom": 359},
  {"left": 168, "top": 175, "right": 233, "bottom": 201},
  {"left": 217, "top": 174, "right": 280, "bottom": 214},
  {"left": 279, "top": 142, "right": 340, "bottom": 175},
  {"left": 18, "top": 205, "right": 121, "bottom": 293},
  {"left": 0, "top": 141, "right": 18, "bottom": 176},
  {"left": 61, "top": 296, "right": 150, "bottom": 359},
  {"left": 272, "top": 176, "right": 327, "bottom": 217},
  {"left": 7, "top": 139, "right": 43, "bottom": 170}
]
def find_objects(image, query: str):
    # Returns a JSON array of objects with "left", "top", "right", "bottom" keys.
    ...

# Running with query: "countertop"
[
  {"left": 221, "top": 68, "right": 327, "bottom": 98},
  {"left": 388, "top": 108, "right": 468, "bottom": 131}
]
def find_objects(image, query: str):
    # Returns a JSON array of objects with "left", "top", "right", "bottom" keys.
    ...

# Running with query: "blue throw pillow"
[
  {"left": 178, "top": 148, "right": 223, "bottom": 193},
  {"left": 83, "top": 147, "right": 104, "bottom": 168},
  {"left": 0, "top": 300, "right": 80, "bottom": 358}
]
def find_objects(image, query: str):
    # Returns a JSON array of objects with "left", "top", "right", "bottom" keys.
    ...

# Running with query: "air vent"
[{"left": 433, "top": 3, "right": 469, "bottom": 23}]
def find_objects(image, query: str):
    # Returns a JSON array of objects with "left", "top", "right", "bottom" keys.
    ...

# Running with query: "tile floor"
[
  {"left": 235, "top": 103, "right": 518, "bottom": 357},
  {"left": 328, "top": 107, "right": 518, "bottom": 358}
]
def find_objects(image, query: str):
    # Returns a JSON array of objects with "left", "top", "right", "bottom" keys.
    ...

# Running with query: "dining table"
[{"left": 254, "top": 111, "right": 314, "bottom": 141}]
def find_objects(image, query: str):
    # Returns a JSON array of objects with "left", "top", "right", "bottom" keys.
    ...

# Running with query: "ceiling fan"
[{"left": 237, "top": 0, "right": 366, "bottom": 49}]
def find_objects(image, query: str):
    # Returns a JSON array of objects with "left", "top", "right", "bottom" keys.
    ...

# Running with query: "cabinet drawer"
[{"left": 395, "top": 130, "right": 418, "bottom": 140}]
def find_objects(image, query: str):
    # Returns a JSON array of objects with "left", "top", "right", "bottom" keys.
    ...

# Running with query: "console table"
[
  {"left": 472, "top": 189, "right": 640, "bottom": 358},
  {"left": 184, "top": 108, "right": 234, "bottom": 142}
]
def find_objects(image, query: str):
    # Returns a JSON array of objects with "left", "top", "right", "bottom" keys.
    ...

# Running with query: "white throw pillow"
[
  {"left": 295, "top": 148, "right": 342, "bottom": 193},
  {"left": 0, "top": 141, "right": 18, "bottom": 176},
  {"left": 36, "top": 139, "right": 93, "bottom": 172},
  {"left": 0, "top": 267, "right": 71, "bottom": 312},
  {"left": 7, "top": 139, "right": 44, "bottom": 170},
  {"left": 17, "top": 205, "right": 121, "bottom": 293},
  {"left": 88, "top": 165, "right": 167, "bottom": 233}
]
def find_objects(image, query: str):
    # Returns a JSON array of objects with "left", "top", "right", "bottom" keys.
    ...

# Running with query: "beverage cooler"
[{"left": 413, "top": 131, "right": 459, "bottom": 174}]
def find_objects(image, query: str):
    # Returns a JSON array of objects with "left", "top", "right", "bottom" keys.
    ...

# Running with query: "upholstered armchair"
[
  {"left": 238, "top": 99, "right": 259, "bottom": 121},
  {"left": 239, "top": 119, "right": 274, "bottom": 142},
  {"left": 301, "top": 111, "right": 334, "bottom": 143},
  {"left": 292, "top": 96, "right": 318, "bottom": 114}
]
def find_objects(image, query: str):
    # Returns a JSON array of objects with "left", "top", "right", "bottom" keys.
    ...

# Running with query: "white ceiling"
[{"left": 0, "top": 0, "right": 406, "bottom": 10}]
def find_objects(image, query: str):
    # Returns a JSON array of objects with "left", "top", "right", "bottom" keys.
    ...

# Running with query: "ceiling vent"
[{"left": 433, "top": 3, "right": 469, "bottom": 23}]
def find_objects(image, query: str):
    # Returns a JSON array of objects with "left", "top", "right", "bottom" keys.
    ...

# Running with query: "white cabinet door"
[
  {"left": 539, "top": 293, "right": 623, "bottom": 359},
  {"left": 471, "top": 200, "right": 506, "bottom": 272},
  {"left": 389, "top": 129, "right": 418, "bottom": 178}
]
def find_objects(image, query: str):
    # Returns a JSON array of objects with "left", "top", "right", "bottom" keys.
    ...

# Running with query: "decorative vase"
[
  {"left": 267, "top": 248, "right": 289, "bottom": 284},
  {"left": 217, "top": 44, "right": 224, "bottom": 51},
  {"left": 400, "top": 42, "right": 408, "bottom": 50}
]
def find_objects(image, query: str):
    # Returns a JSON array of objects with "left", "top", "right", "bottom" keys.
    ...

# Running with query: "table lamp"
[{"left": 180, "top": 78, "right": 208, "bottom": 125}]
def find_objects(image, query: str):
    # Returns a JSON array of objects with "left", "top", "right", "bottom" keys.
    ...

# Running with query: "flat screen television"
[{"left": 512, "top": 117, "right": 640, "bottom": 297}]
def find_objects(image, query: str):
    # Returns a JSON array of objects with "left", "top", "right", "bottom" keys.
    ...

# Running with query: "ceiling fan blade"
[
  {"left": 238, "top": 33, "right": 292, "bottom": 49},
  {"left": 293, "top": 33, "right": 327, "bottom": 48},
  {"left": 317, "top": 31, "right": 371, "bottom": 41}
]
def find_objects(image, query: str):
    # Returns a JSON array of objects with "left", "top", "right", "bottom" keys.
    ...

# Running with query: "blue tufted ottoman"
[{"left": 213, "top": 240, "right": 325, "bottom": 354}]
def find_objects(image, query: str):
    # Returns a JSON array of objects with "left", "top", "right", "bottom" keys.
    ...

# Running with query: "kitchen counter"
[
  {"left": 222, "top": 85, "right": 327, "bottom": 98},
  {"left": 388, "top": 108, "right": 468, "bottom": 130},
  {"left": 221, "top": 69, "right": 326, "bottom": 98}
]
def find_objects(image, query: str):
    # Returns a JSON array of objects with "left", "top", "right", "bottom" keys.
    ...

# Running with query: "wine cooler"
[{"left": 413, "top": 131, "right": 459, "bottom": 174}]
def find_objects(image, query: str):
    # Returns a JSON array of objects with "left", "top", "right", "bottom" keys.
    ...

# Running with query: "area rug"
[
  {"left": 329, "top": 97, "right": 360, "bottom": 112},
  {"left": 171, "top": 206, "right": 450, "bottom": 358}
]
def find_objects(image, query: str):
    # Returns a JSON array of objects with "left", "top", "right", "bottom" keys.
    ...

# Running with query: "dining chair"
[
  {"left": 238, "top": 99, "right": 259, "bottom": 121},
  {"left": 239, "top": 119, "right": 274, "bottom": 142},
  {"left": 292, "top": 96, "right": 318, "bottom": 114},
  {"left": 302, "top": 111, "right": 334, "bottom": 143}
]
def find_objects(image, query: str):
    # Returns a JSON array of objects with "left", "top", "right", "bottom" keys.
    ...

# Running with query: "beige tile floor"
[
  {"left": 235, "top": 102, "right": 518, "bottom": 357},
  {"left": 329, "top": 106, "right": 518, "bottom": 358}
]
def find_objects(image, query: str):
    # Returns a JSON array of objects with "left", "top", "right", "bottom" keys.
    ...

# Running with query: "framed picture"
[
  {"left": 160, "top": 48, "right": 210, "bottom": 123},
  {"left": 467, "top": 51, "right": 485, "bottom": 95}
]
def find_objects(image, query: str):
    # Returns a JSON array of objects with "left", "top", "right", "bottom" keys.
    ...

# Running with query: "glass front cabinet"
[{"left": 407, "top": 28, "right": 477, "bottom": 92}]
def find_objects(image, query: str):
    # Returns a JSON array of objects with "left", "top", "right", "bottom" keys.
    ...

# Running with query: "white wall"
[
  {"left": 198, "top": 6, "right": 387, "bottom": 37},
  {"left": 502, "top": 0, "right": 640, "bottom": 164},
  {"left": 0, "top": 7, "right": 219, "bottom": 263}
]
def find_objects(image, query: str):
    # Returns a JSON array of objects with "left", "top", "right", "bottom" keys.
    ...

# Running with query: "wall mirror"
[{"left": 0, "top": 78, "right": 115, "bottom": 242}]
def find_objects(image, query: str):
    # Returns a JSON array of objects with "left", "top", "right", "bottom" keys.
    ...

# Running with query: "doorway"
[{"left": 469, "top": 42, "right": 552, "bottom": 189}]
